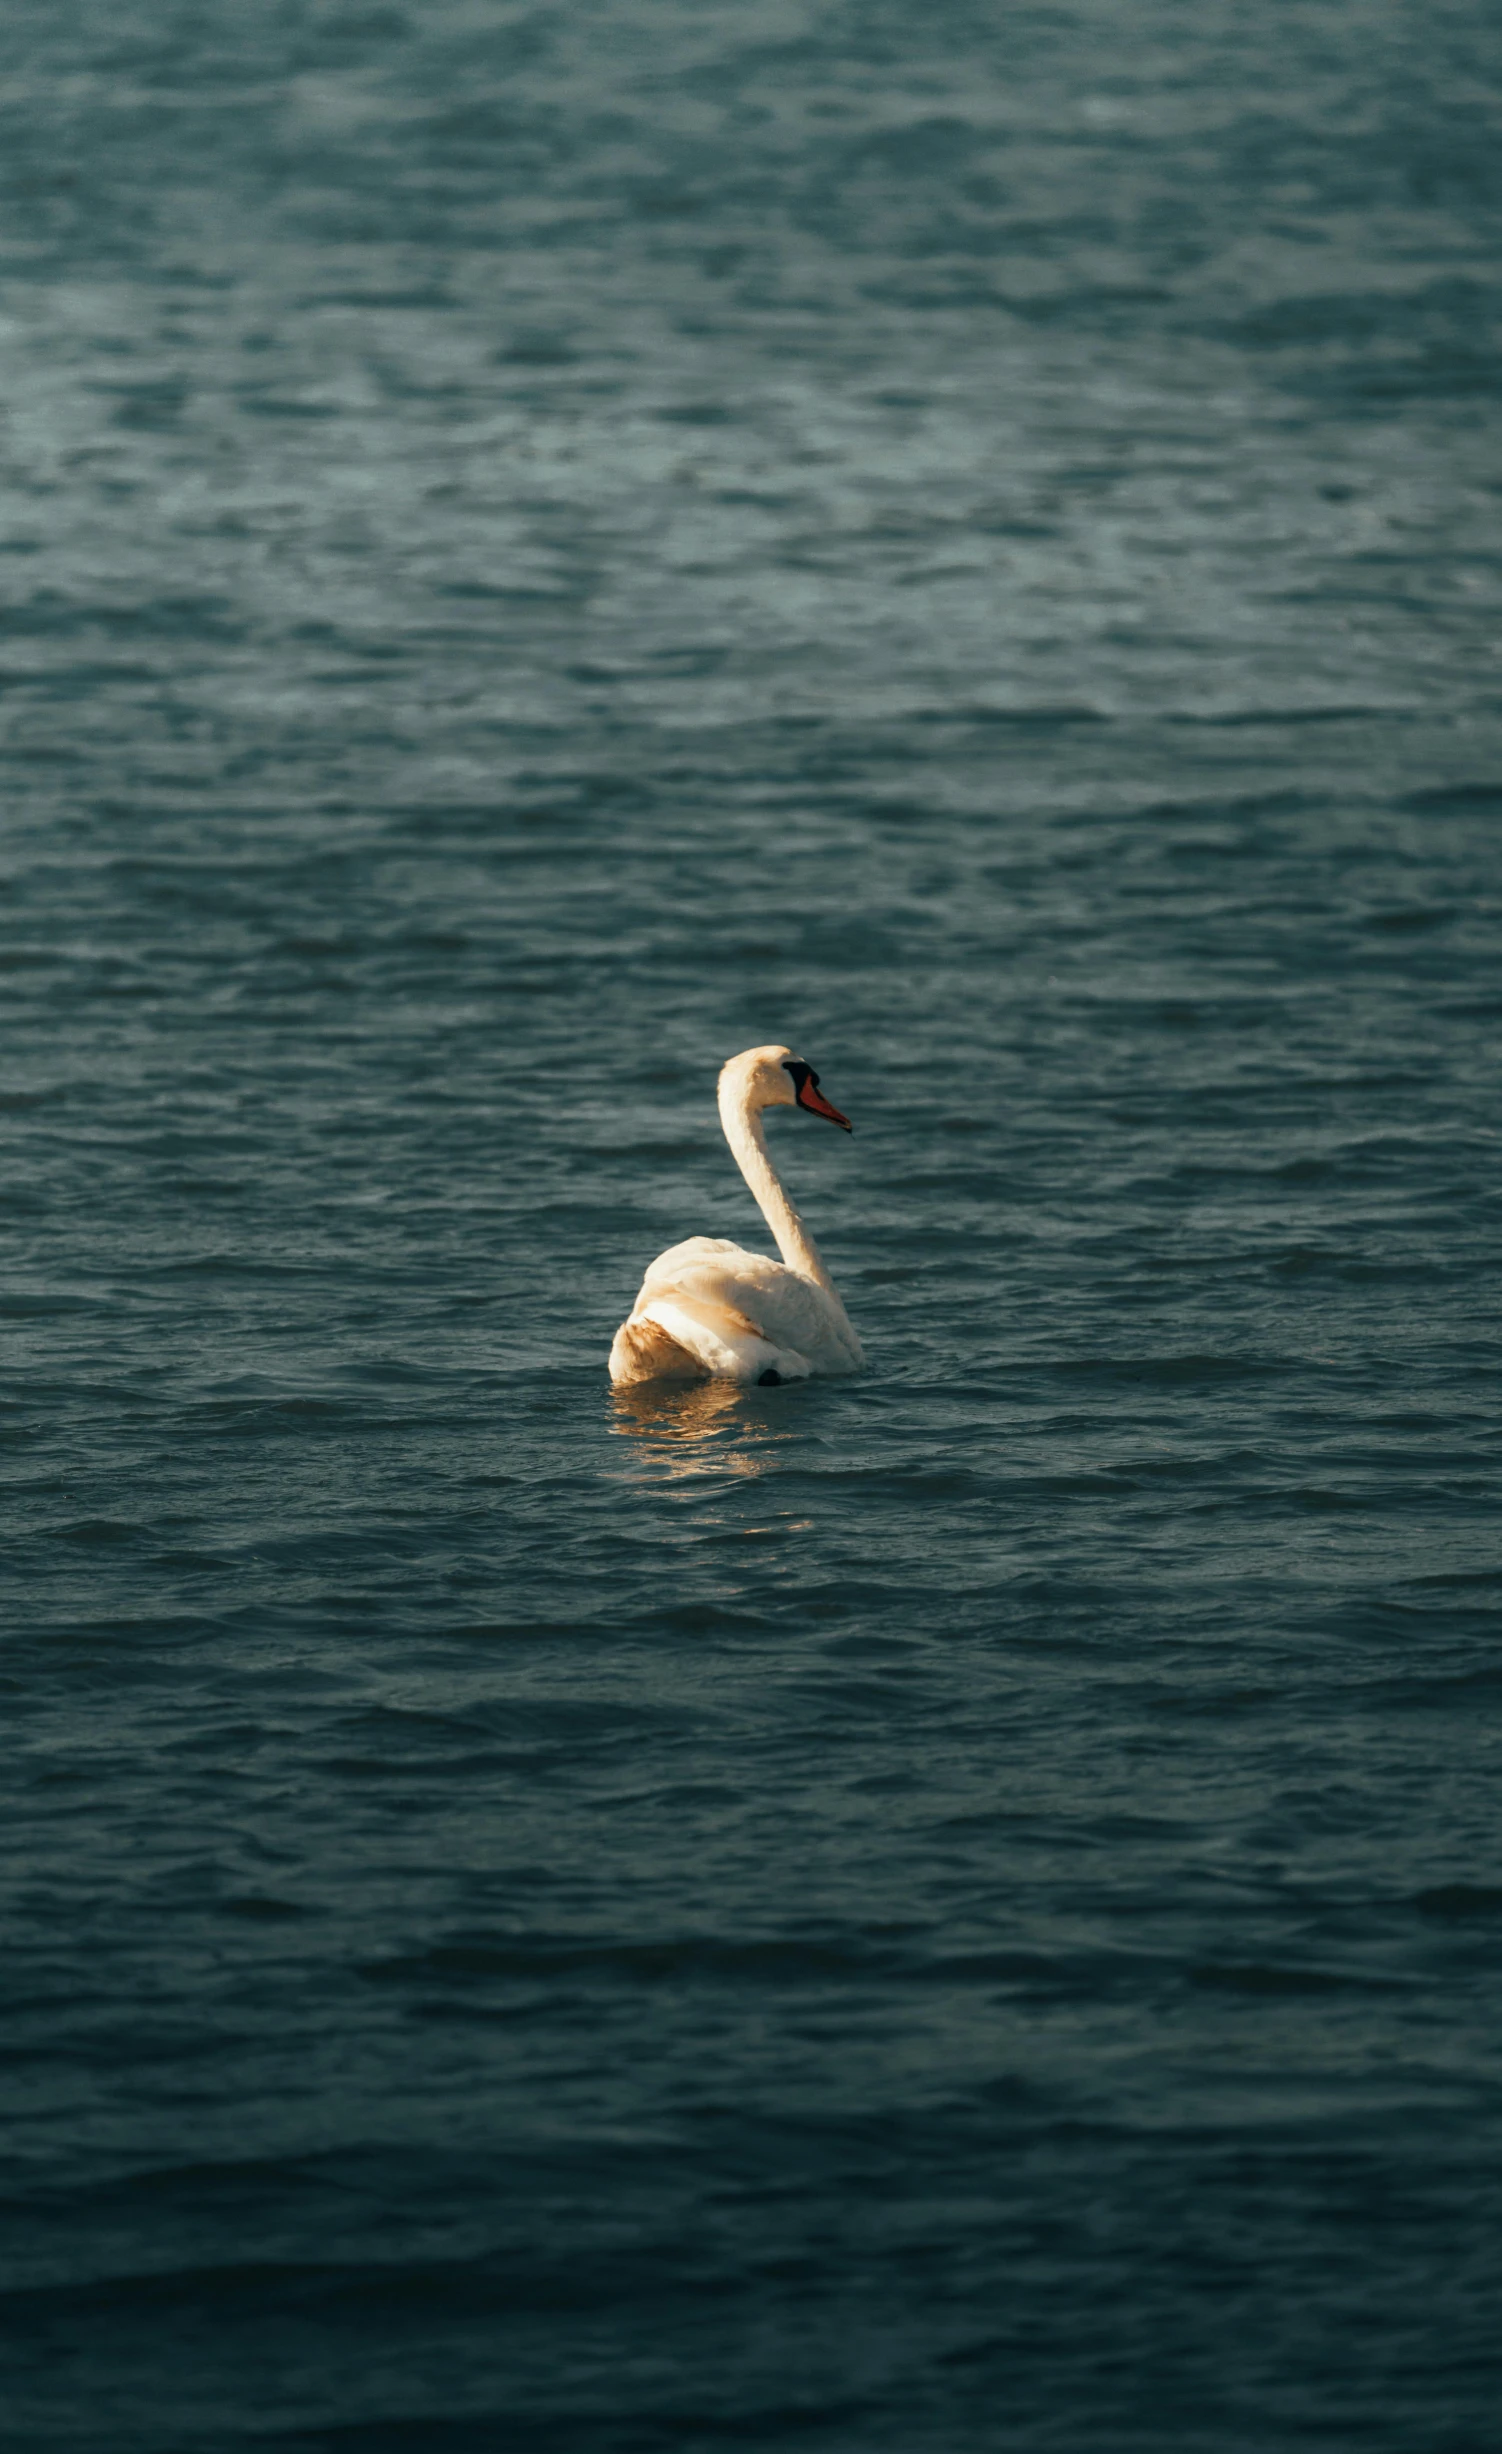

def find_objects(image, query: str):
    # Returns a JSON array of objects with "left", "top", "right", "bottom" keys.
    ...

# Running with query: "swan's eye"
[{"left": 783, "top": 1060, "right": 817, "bottom": 1092}]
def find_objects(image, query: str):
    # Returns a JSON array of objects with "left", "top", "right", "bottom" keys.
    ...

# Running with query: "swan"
[{"left": 609, "top": 1045, "right": 864, "bottom": 1387}]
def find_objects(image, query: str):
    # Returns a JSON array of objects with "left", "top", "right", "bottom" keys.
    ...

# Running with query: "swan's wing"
[
  {"left": 638, "top": 1290, "right": 810, "bottom": 1383},
  {"left": 635, "top": 1236, "right": 755, "bottom": 1301},
  {"left": 624, "top": 1241, "right": 860, "bottom": 1379},
  {"left": 663, "top": 1254, "right": 859, "bottom": 1373}
]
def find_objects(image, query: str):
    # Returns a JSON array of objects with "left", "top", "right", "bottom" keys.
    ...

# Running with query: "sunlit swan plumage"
[{"left": 609, "top": 1046, "right": 864, "bottom": 1387}]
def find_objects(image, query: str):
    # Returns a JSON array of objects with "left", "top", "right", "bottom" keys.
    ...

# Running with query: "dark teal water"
[{"left": 5, "top": 4, "right": 1502, "bottom": 2447}]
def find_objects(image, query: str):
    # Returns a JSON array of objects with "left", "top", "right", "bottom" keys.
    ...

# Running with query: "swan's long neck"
[{"left": 720, "top": 1084, "right": 838, "bottom": 1293}]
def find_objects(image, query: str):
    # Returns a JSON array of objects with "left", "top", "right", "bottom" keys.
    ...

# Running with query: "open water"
[{"left": 4, "top": 3, "right": 1502, "bottom": 2448}]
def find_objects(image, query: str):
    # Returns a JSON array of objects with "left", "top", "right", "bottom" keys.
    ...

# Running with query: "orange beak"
[{"left": 797, "top": 1079, "right": 853, "bottom": 1132}]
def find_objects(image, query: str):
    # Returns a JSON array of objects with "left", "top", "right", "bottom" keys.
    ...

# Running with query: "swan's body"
[{"left": 609, "top": 1046, "right": 864, "bottom": 1387}]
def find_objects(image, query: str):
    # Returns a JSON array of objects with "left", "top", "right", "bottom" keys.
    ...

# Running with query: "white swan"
[{"left": 609, "top": 1045, "right": 864, "bottom": 1387}]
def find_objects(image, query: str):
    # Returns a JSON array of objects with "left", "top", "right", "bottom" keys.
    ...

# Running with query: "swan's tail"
[{"left": 609, "top": 1314, "right": 705, "bottom": 1386}]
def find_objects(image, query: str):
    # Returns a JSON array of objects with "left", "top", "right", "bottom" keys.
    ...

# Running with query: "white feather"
[{"left": 609, "top": 1048, "right": 863, "bottom": 1387}]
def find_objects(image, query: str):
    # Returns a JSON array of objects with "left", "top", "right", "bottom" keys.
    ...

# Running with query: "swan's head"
[{"left": 718, "top": 1044, "right": 853, "bottom": 1132}]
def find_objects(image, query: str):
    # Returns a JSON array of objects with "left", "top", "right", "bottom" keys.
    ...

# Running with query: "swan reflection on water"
[{"left": 609, "top": 1377, "right": 799, "bottom": 1480}]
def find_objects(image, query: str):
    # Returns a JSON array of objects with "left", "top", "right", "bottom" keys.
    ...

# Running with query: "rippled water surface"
[{"left": 5, "top": 3, "right": 1502, "bottom": 2447}]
